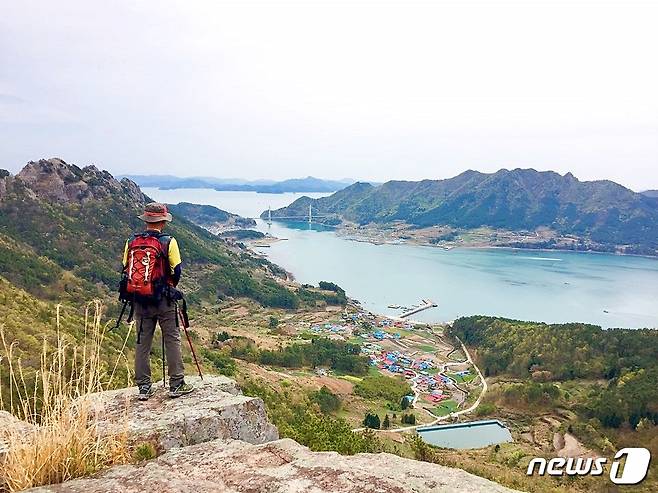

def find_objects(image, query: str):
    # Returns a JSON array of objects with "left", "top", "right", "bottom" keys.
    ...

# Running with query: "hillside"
[
  {"left": 265, "top": 169, "right": 658, "bottom": 255},
  {"left": 0, "top": 159, "right": 278, "bottom": 303},
  {"left": 0, "top": 158, "right": 348, "bottom": 377}
]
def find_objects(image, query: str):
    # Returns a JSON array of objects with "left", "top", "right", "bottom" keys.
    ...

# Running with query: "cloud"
[{"left": 0, "top": 0, "right": 657, "bottom": 190}]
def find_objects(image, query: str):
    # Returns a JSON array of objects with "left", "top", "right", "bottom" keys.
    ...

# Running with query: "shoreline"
[
  {"left": 232, "top": 221, "right": 658, "bottom": 330},
  {"left": 330, "top": 225, "right": 658, "bottom": 260},
  {"left": 259, "top": 218, "right": 658, "bottom": 260}
]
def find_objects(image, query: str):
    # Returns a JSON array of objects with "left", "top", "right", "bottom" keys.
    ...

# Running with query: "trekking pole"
[
  {"left": 183, "top": 324, "right": 203, "bottom": 380},
  {"left": 177, "top": 303, "right": 203, "bottom": 379},
  {"left": 161, "top": 329, "right": 167, "bottom": 388}
]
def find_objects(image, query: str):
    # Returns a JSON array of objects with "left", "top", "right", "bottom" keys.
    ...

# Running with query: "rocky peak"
[{"left": 15, "top": 158, "right": 144, "bottom": 206}]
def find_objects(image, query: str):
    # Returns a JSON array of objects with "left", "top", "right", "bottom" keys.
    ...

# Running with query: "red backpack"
[{"left": 123, "top": 233, "right": 171, "bottom": 300}]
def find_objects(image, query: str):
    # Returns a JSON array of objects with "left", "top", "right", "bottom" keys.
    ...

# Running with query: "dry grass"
[{"left": 0, "top": 301, "right": 132, "bottom": 492}]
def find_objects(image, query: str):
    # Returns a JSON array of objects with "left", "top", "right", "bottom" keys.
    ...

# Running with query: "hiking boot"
[
  {"left": 137, "top": 384, "right": 155, "bottom": 401},
  {"left": 169, "top": 382, "right": 194, "bottom": 398}
]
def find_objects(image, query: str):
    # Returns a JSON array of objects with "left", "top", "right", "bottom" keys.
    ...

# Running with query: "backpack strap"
[
  {"left": 156, "top": 233, "right": 172, "bottom": 257},
  {"left": 130, "top": 231, "right": 172, "bottom": 256}
]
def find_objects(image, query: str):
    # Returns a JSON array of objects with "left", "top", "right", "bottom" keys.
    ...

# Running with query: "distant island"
[
  {"left": 264, "top": 168, "right": 658, "bottom": 256},
  {"left": 121, "top": 174, "right": 355, "bottom": 194},
  {"left": 166, "top": 202, "right": 256, "bottom": 233}
]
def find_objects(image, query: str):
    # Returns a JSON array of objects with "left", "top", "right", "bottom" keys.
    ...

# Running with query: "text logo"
[
  {"left": 609, "top": 448, "right": 651, "bottom": 485},
  {"left": 527, "top": 448, "right": 651, "bottom": 485}
]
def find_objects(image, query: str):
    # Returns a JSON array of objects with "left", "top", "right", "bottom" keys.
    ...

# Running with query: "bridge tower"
[
  {"left": 308, "top": 203, "right": 312, "bottom": 224},
  {"left": 267, "top": 206, "right": 272, "bottom": 226}
]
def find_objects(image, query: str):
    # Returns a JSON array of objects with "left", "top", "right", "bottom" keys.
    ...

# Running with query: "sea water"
[{"left": 143, "top": 188, "right": 658, "bottom": 329}]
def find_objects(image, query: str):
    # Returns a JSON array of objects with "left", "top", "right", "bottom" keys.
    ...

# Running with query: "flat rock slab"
[
  {"left": 89, "top": 375, "right": 278, "bottom": 451},
  {"left": 32, "top": 438, "right": 522, "bottom": 493}
]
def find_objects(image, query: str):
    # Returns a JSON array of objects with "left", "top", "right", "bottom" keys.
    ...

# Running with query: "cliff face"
[{"left": 24, "top": 376, "right": 521, "bottom": 493}]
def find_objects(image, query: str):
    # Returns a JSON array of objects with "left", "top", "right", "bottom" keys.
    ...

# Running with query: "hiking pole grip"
[{"left": 112, "top": 300, "right": 128, "bottom": 331}]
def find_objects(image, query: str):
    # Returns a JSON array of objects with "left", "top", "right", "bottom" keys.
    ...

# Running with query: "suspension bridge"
[{"left": 258, "top": 204, "right": 335, "bottom": 226}]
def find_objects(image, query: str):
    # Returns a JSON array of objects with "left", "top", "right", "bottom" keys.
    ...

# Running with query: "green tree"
[
  {"left": 363, "top": 413, "right": 381, "bottom": 429},
  {"left": 311, "top": 386, "right": 342, "bottom": 414}
]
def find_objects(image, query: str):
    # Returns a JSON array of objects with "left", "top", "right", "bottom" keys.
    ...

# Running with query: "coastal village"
[{"left": 299, "top": 302, "right": 479, "bottom": 423}]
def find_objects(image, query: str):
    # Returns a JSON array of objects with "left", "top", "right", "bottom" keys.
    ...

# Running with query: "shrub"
[
  {"left": 202, "top": 348, "right": 237, "bottom": 376},
  {"left": 133, "top": 442, "right": 157, "bottom": 462},
  {"left": 475, "top": 402, "right": 497, "bottom": 416},
  {"left": 311, "top": 386, "right": 341, "bottom": 414}
]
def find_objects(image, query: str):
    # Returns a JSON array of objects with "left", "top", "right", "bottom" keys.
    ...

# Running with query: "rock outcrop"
[
  {"left": 89, "top": 376, "right": 278, "bottom": 451},
  {"left": 15, "top": 158, "right": 143, "bottom": 206},
  {"left": 19, "top": 375, "right": 522, "bottom": 493},
  {"left": 31, "top": 437, "right": 521, "bottom": 493},
  {"left": 0, "top": 169, "right": 9, "bottom": 199},
  {"left": 0, "top": 410, "right": 36, "bottom": 457}
]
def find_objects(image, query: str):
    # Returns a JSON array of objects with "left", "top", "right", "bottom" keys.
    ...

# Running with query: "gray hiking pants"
[{"left": 134, "top": 298, "right": 185, "bottom": 389}]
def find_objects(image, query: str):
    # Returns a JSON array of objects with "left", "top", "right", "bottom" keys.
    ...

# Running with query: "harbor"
[{"left": 399, "top": 299, "right": 438, "bottom": 319}]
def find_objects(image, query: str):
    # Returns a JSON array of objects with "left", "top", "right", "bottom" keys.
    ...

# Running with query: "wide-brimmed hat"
[{"left": 138, "top": 202, "right": 173, "bottom": 223}]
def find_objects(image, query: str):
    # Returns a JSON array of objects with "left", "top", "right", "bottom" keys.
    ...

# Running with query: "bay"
[{"left": 143, "top": 188, "right": 658, "bottom": 329}]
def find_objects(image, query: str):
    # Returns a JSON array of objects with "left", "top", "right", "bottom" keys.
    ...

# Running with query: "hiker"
[{"left": 121, "top": 202, "right": 194, "bottom": 400}]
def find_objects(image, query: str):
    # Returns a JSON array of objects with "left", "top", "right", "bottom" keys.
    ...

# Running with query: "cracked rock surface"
[{"left": 31, "top": 438, "right": 522, "bottom": 493}]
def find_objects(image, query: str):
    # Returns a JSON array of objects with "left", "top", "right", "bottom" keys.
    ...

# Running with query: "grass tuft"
[{"left": 0, "top": 301, "right": 132, "bottom": 492}]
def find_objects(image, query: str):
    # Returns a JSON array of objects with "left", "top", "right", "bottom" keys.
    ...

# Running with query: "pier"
[{"left": 400, "top": 299, "right": 437, "bottom": 318}]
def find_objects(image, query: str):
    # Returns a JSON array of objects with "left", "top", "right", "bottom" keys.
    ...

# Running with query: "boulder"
[
  {"left": 89, "top": 375, "right": 278, "bottom": 451},
  {"left": 30, "top": 437, "right": 522, "bottom": 493}
]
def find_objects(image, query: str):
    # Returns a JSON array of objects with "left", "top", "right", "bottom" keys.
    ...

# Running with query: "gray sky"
[{"left": 2, "top": 0, "right": 657, "bottom": 190}]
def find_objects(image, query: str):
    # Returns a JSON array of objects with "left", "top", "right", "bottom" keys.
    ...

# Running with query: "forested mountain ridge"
[
  {"left": 451, "top": 316, "right": 658, "bottom": 430},
  {"left": 266, "top": 169, "right": 658, "bottom": 254}
]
